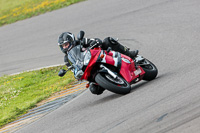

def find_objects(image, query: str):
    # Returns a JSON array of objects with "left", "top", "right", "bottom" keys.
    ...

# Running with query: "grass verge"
[
  {"left": 0, "top": 0, "right": 83, "bottom": 27},
  {"left": 0, "top": 65, "right": 76, "bottom": 128}
]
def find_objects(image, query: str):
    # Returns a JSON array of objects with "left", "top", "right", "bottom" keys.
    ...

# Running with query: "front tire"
[{"left": 95, "top": 73, "right": 131, "bottom": 94}]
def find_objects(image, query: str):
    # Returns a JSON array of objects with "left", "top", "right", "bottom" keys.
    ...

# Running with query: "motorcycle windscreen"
[{"left": 67, "top": 45, "right": 85, "bottom": 72}]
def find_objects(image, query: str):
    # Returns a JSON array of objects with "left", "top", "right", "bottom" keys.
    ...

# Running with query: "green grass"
[
  {"left": 0, "top": 65, "right": 76, "bottom": 128},
  {"left": 0, "top": 0, "right": 83, "bottom": 27},
  {"left": 0, "top": 0, "right": 82, "bottom": 127}
]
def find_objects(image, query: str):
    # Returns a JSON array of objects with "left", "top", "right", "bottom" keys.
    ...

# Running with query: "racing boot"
[
  {"left": 123, "top": 49, "right": 139, "bottom": 59},
  {"left": 105, "top": 37, "right": 139, "bottom": 59},
  {"left": 89, "top": 83, "right": 105, "bottom": 95}
]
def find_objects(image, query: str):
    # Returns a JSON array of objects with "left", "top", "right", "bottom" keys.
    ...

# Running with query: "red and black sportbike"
[{"left": 58, "top": 31, "right": 158, "bottom": 95}]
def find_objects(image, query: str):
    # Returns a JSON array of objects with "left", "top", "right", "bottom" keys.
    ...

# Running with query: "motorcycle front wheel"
[{"left": 95, "top": 73, "right": 131, "bottom": 94}]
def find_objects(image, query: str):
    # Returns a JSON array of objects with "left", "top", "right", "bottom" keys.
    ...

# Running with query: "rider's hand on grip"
[
  {"left": 82, "top": 38, "right": 102, "bottom": 48},
  {"left": 89, "top": 38, "right": 102, "bottom": 47}
]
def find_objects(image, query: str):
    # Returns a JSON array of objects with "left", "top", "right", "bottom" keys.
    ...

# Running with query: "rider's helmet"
[{"left": 58, "top": 32, "right": 75, "bottom": 54}]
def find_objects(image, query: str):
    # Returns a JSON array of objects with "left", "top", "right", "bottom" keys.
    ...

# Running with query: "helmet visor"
[
  {"left": 60, "top": 41, "right": 73, "bottom": 53},
  {"left": 62, "top": 42, "right": 70, "bottom": 49}
]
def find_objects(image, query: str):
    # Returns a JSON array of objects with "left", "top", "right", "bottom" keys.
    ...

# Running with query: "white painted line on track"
[{"left": 10, "top": 63, "right": 65, "bottom": 76}]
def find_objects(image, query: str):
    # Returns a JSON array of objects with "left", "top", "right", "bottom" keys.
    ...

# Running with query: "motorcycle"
[{"left": 58, "top": 31, "right": 158, "bottom": 95}]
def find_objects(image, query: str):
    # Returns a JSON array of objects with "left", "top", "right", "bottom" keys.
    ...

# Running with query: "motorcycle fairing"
[
  {"left": 98, "top": 50, "right": 121, "bottom": 70},
  {"left": 80, "top": 49, "right": 101, "bottom": 80},
  {"left": 68, "top": 46, "right": 84, "bottom": 69},
  {"left": 98, "top": 50, "right": 145, "bottom": 83},
  {"left": 79, "top": 47, "right": 145, "bottom": 83},
  {"left": 120, "top": 54, "right": 145, "bottom": 83},
  {"left": 80, "top": 49, "right": 121, "bottom": 80}
]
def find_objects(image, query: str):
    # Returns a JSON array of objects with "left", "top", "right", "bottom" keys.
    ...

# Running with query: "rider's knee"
[{"left": 102, "top": 37, "right": 118, "bottom": 50}]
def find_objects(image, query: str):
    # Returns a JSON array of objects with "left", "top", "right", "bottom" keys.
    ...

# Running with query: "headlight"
[{"left": 84, "top": 51, "right": 91, "bottom": 65}]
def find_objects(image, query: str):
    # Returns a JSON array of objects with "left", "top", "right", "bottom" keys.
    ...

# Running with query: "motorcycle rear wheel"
[
  {"left": 95, "top": 73, "right": 131, "bottom": 94},
  {"left": 140, "top": 59, "right": 158, "bottom": 81}
]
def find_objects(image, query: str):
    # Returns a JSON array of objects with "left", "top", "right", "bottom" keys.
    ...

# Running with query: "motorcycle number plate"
[{"left": 134, "top": 68, "right": 142, "bottom": 76}]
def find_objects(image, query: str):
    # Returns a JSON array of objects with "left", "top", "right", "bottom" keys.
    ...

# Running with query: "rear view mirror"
[
  {"left": 58, "top": 69, "right": 67, "bottom": 77},
  {"left": 77, "top": 30, "right": 85, "bottom": 40}
]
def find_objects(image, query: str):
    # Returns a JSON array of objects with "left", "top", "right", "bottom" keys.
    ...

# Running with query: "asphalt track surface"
[{"left": 1, "top": 0, "right": 200, "bottom": 132}]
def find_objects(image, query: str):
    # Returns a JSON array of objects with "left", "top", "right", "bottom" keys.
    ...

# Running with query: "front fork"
[
  {"left": 99, "top": 64, "right": 118, "bottom": 79},
  {"left": 86, "top": 64, "right": 117, "bottom": 89}
]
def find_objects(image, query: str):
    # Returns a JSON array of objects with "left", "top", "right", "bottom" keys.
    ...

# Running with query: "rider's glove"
[
  {"left": 93, "top": 38, "right": 102, "bottom": 47},
  {"left": 88, "top": 38, "right": 102, "bottom": 47},
  {"left": 82, "top": 38, "right": 102, "bottom": 48}
]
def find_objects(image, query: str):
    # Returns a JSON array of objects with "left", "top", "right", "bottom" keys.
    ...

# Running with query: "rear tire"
[
  {"left": 95, "top": 73, "right": 131, "bottom": 94},
  {"left": 140, "top": 59, "right": 158, "bottom": 81}
]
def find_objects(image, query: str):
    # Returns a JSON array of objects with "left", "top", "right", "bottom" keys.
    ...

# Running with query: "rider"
[
  {"left": 58, "top": 32, "right": 138, "bottom": 68},
  {"left": 58, "top": 31, "right": 138, "bottom": 95}
]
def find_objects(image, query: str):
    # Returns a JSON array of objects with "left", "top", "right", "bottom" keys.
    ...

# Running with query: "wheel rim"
[
  {"left": 142, "top": 60, "right": 154, "bottom": 70},
  {"left": 105, "top": 74, "right": 128, "bottom": 87}
]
